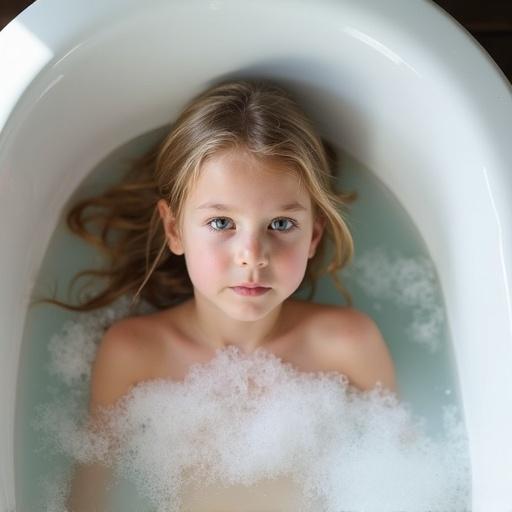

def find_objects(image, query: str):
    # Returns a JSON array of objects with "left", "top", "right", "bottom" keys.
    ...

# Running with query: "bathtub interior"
[
  {"left": 16, "top": 125, "right": 465, "bottom": 510},
  {"left": 1, "top": 0, "right": 512, "bottom": 510}
]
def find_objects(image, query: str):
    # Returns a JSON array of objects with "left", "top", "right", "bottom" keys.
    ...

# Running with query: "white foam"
[
  {"left": 46, "top": 294, "right": 153, "bottom": 389},
  {"left": 344, "top": 246, "right": 445, "bottom": 352},
  {"left": 34, "top": 296, "right": 471, "bottom": 512}
]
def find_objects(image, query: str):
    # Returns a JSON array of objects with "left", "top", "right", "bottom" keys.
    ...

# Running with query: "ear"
[
  {"left": 157, "top": 199, "right": 184, "bottom": 255},
  {"left": 308, "top": 214, "right": 326, "bottom": 259}
]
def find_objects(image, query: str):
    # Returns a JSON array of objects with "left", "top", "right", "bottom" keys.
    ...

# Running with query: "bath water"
[{"left": 15, "top": 126, "right": 470, "bottom": 511}]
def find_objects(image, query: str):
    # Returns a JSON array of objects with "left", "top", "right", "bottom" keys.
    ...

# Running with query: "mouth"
[
  {"left": 234, "top": 283, "right": 270, "bottom": 288},
  {"left": 230, "top": 286, "right": 271, "bottom": 297}
]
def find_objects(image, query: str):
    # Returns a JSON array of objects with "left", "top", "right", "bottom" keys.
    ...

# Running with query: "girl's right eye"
[{"left": 207, "top": 217, "right": 232, "bottom": 232}]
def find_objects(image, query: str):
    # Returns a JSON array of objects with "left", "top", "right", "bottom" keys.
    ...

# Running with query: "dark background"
[{"left": 1, "top": 0, "right": 511, "bottom": 84}]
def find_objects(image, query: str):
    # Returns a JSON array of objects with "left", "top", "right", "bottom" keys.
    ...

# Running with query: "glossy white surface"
[{"left": 1, "top": 0, "right": 512, "bottom": 510}]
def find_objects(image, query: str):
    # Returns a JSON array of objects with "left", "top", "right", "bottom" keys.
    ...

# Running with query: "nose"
[{"left": 235, "top": 233, "right": 269, "bottom": 268}]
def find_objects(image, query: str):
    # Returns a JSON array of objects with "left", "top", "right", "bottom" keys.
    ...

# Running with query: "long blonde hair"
[{"left": 32, "top": 78, "right": 357, "bottom": 312}]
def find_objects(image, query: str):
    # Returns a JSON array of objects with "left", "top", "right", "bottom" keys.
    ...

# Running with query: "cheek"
[
  {"left": 273, "top": 242, "right": 310, "bottom": 279},
  {"left": 183, "top": 234, "right": 230, "bottom": 284}
]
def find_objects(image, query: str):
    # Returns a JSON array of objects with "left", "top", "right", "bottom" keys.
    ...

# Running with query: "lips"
[
  {"left": 230, "top": 286, "right": 271, "bottom": 297},
  {"left": 234, "top": 283, "right": 270, "bottom": 289}
]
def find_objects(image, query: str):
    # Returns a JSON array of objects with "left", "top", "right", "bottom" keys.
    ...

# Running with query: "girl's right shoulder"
[{"left": 88, "top": 316, "right": 151, "bottom": 419}]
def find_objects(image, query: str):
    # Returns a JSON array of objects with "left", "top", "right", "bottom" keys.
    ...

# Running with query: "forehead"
[{"left": 188, "top": 149, "right": 311, "bottom": 210}]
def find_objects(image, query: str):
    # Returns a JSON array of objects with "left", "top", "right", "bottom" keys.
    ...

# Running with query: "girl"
[{"left": 36, "top": 78, "right": 397, "bottom": 510}]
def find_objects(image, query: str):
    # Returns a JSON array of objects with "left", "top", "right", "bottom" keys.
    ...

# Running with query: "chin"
[{"left": 226, "top": 297, "right": 280, "bottom": 321}]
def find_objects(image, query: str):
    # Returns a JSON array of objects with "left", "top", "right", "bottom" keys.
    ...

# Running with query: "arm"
[
  {"left": 66, "top": 321, "right": 141, "bottom": 512},
  {"left": 331, "top": 308, "right": 398, "bottom": 396},
  {"left": 336, "top": 311, "right": 435, "bottom": 447},
  {"left": 346, "top": 310, "right": 398, "bottom": 394}
]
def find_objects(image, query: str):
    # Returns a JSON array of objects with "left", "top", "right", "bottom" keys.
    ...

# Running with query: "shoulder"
[
  {"left": 88, "top": 316, "right": 153, "bottom": 417},
  {"left": 310, "top": 306, "right": 398, "bottom": 395}
]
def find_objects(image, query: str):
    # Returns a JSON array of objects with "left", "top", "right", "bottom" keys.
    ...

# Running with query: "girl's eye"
[
  {"left": 206, "top": 217, "right": 297, "bottom": 233},
  {"left": 270, "top": 218, "right": 296, "bottom": 231},
  {"left": 207, "top": 217, "right": 232, "bottom": 231}
]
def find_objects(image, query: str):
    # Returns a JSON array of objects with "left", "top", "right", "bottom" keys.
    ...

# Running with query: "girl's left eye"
[{"left": 206, "top": 217, "right": 297, "bottom": 233}]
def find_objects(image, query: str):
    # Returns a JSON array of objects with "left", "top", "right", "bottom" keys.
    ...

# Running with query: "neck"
[{"left": 187, "top": 292, "right": 286, "bottom": 354}]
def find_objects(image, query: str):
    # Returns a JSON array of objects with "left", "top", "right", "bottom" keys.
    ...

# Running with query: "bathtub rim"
[{"left": 1, "top": 0, "right": 512, "bottom": 510}]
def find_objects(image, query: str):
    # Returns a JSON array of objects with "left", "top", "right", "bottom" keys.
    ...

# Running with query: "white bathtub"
[{"left": 1, "top": 0, "right": 512, "bottom": 510}]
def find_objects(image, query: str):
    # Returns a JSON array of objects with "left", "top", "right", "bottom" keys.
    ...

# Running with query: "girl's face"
[{"left": 158, "top": 148, "right": 325, "bottom": 320}]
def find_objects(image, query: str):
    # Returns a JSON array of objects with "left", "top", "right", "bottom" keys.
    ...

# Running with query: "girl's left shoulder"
[{"left": 309, "top": 305, "right": 398, "bottom": 395}]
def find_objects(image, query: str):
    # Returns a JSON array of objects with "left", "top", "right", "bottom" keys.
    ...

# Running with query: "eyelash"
[{"left": 206, "top": 217, "right": 298, "bottom": 233}]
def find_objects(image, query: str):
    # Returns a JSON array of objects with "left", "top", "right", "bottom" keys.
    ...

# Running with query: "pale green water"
[{"left": 15, "top": 126, "right": 467, "bottom": 511}]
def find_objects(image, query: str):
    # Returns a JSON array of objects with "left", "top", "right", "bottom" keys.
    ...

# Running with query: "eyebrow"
[{"left": 196, "top": 201, "right": 308, "bottom": 212}]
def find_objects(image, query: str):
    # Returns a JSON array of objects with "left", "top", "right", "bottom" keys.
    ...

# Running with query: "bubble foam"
[
  {"left": 344, "top": 246, "right": 445, "bottom": 353},
  {"left": 34, "top": 297, "right": 471, "bottom": 512}
]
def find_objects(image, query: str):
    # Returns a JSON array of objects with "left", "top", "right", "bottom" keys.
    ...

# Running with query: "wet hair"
[{"left": 32, "top": 78, "right": 357, "bottom": 312}]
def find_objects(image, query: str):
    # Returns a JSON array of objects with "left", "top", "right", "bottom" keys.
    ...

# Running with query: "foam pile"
[{"left": 34, "top": 296, "right": 471, "bottom": 512}]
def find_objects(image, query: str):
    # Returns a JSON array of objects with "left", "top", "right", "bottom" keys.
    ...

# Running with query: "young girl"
[{"left": 37, "top": 78, "right": 397, "bottom": 510}]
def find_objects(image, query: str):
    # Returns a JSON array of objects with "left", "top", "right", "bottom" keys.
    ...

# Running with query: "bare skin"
[{"left": 126, "top": 296, "right": 396, "bottom": 387}]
